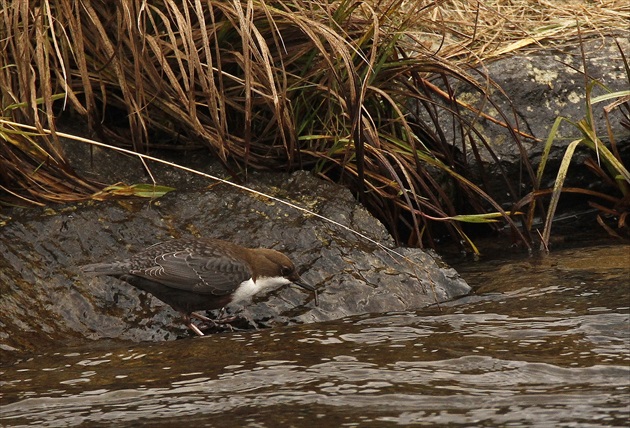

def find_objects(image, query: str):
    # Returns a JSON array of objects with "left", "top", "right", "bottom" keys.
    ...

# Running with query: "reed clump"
[{"left": 1, "top": 0, "right": 627, "bottom": 249}]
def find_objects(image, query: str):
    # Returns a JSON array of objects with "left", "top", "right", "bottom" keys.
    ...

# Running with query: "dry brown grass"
[
  {"left": 407, "top": 0, "right": 629, "bottom": 62},
  {"left": 1, "top": 0, "right": 626, "bottom": 247}
]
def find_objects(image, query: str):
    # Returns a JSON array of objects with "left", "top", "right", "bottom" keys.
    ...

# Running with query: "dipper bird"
[{"left": 81, "top": 237, "right": 316, "bottom": 336}]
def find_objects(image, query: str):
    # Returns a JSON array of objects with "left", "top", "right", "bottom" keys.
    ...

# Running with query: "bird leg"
[
  {"left": 183, "top": 313, "right": 205, "bottom": 336},
  {"left": 214, "top": 307, "right": 239, "bottom": 324},
  {"left": 178, "top": 310, "right": 240, "bottom": 336},
  {"left": 191, "top": 311, "right": 213, "bottom": 323},
  {"left": 191, "top": 308, "right": 237, "bottom": 332}
]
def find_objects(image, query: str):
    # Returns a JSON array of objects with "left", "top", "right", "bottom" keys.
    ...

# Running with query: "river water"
[{"left": 1, "top": 244, "right": 628, "bottom": 427}]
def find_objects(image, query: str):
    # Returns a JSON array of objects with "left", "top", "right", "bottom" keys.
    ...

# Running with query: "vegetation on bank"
[
  {"left": 522, "top": 38, "right": 630, "bottom": 249},
  {"left": 1, "top": 0, "right": 628, "bottom": 251}
]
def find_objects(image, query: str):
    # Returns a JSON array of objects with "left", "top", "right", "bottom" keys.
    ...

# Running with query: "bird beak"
[{"left": 293, "top": 277, "right": 319, "bottom": 306}]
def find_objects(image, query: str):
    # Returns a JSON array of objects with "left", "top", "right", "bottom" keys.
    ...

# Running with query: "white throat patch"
[{"left": 231, "top": 276, "right": 292, "bottom": 303}]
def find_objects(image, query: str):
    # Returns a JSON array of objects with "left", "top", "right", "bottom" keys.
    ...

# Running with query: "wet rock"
[
  {"left": 0, "top": 171, "right": 469, "bottom": 361},
  {"left": 417, "top": 36, "right": 630, "bottom": 204}
]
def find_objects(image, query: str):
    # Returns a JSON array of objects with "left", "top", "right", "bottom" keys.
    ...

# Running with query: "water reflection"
[{"left": 1, "top": 245, "right": 629, "bottom": 427}]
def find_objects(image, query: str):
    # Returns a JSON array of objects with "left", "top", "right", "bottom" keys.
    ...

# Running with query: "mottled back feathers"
[{"left": 82, "top": 238, "right": 255, "bottom": 296}]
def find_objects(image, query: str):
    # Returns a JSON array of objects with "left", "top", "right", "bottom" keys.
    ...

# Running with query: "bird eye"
[{"left": 281, "top": 266, "right": 293, "bottom": 276}]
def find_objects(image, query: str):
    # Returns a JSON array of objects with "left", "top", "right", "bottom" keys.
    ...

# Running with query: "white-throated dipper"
[{"left": 81, "top": 237, "right": 316, "bottom": 336}]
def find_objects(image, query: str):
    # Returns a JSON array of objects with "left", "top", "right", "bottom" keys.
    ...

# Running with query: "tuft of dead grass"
[
  {"left": 408, "top": 0, "right": 630, "bottom": 62},
  {"left": 0, "top": 0, "right": 626, "bottom": 248}
]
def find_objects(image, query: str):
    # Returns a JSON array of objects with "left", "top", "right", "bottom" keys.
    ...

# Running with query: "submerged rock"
[{"left": 0, "top": 171, "right": 469, "bottom": 361}]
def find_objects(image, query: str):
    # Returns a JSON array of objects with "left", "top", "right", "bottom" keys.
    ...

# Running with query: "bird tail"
[{"left": 81, "top": 261, "right": 128, "bottom": 276}]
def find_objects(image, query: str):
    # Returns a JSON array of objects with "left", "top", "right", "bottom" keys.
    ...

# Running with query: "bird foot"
[{"left": 190, "top": 310, "right": 238, "bottom": 333}]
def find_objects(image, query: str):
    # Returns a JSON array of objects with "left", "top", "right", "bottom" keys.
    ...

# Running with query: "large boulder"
[{"left": 0, "top": 170, "right": 469, "bottom": 362}]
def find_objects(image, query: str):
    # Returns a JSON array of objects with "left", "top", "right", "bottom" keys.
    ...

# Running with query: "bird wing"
[{"left": 130, "top": 250, "right": 252, "bottom": 296}]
